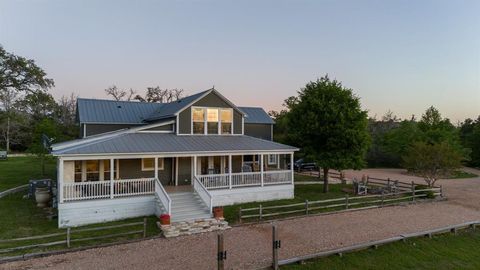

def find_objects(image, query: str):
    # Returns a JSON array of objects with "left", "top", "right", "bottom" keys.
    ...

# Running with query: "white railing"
[
  {"left": 63, "top": 181, "right": 111, "bottom": 201},
  {"left": 63, "top": 178, "right": 155, "bottom": 202},
  {"left": 114, "top": 178, "right": 155, "bottom": 198},
  {"left": 193, "top": 176, "right": 213, "bottom": 214},
  {"left": 263, "top": 170, "right": 291, "bottom": 185},
  {"left": 196, "top": 170, "right": 293, "bottom": 190},
  {"left": 232, "top": 172, "right": 262, "bottom": 187},
  {"left": 155, "top": 178, "right": 172, "bottom": 215}
]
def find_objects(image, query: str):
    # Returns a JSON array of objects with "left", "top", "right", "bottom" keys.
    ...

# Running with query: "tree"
[
  {"left": 29, "top": 118, "right": 60, "bottom": 176},
  {"left": 460, "top": 117, "right": 480, "bottom": 167},
  {"left": 287, "top": 75, "right": 370, "bottom": 192},
  {"left": 0, "top": 89, "right": 19, "bottom": 151},
  {"left": 134, "top": 87, "right": 184, "bottom": 103},
  {"left": 403, "top": 141, "right": 463, "bottom": 187},
  {"left": 366, "top": 111, "right": 402, "bottom": 167},
  {"left": 104, "top": 85, "right": 136, "bottom": 101}
]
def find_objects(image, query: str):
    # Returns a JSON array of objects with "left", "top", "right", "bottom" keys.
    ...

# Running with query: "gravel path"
[{"left": 2, "top": 168, "right": 480, "bottom": 270}]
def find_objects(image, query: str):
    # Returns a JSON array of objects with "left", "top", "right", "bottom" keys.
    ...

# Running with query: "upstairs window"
[
  {"left": 191, "top": 107, "right": 233, "bottom": 135},
  {"left": 192, "top": 108, "right": 205, "bottom": 134}
]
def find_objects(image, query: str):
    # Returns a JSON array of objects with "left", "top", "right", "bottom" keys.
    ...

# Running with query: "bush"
[{"left": 415, "top": 185, "right": 435, "bottom": 199}]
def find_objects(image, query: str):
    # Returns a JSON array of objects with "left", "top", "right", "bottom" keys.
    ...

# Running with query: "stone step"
[{"left": 171, "top": 212, "right": 211, "bottom": 222}]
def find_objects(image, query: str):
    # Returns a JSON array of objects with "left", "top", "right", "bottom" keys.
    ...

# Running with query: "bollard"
[
  {"left": 272, "top": 224, "right": 281, "bottom": 270},
  {"left": 217, "top": 234, "right": 226, "bottom": 270}
]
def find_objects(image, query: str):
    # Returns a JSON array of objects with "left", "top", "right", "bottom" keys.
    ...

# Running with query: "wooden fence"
[
  {"left": 238, "top": 178, "right": 442, "bottom": 223},
  {"left": 0, "top": 218, "right": 147, "bottom": 255}
]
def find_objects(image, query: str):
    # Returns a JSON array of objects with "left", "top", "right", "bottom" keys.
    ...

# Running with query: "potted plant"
[
  {"left": 159, "top": 214, "right": 171, "bottom": 225},
  {"left": 35, "top": 186, "right": 51, "bottom": 208},
  {"left": 213, "top": 206, "right": 224, "bottom": 219}
]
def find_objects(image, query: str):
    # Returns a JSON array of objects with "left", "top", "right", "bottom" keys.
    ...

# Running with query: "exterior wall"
[
  {"left": 119, "top": 158, "right": 173, "bottom": 185},
  {"left": 244, "top": 123, "right": 272, "bottom": 141},
  {"left": 84, "top": 123, "right": 138, "bottom": 137},
  {"left": 58, "top": 196, "right": 155, "bottom": 228},
  {"left": 142, "top": 124, "right": 174, "bottom": 132},
  {"left": 210, "top": 184, "right": 294, "bottom": 207},
  {"left": 232, "top": 155, "right": 243, "bottom": 173},
  {"left": 63, "top": 161, "right": 75, "bottom": 183},
  {"left": 177, "top": 157, "right": 191, "bottom": 185},
  {"left": 178, "top": 92, "right": 243, "bottom": 134}
]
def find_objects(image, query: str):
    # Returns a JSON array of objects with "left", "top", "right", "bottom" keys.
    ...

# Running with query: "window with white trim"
[
  {"left": 191, "top": 107, "right": 233, "bottom": 135},
  {"left": 220, "top": 109, "right": 232, "bottom": 134},
  {"left": 192, "top": 108, "right": 205, "bottom": 134},
  {"left": 268, "top": 154, "right": 277, "bottom": 165},
  {"left": 141, "top": 158, "right": 164, "bottom": 171}
]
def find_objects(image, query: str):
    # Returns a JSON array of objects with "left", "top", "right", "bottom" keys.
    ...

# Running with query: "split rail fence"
[
  {"left": 238, "top": 177, "right": 442, "bottom": 223},
  {"left": 0, "top": 218, "right": 147, "bottom": 256}
]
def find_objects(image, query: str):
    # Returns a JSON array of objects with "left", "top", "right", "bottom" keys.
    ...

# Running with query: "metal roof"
[
  {"left": 53, "top": 133, "right": 297, "bottom": 156},
  {"left": 239, "top": 107, "right": 275, "bottom": 124},
  {"left": 77, "top": 98, "right": 162, "bottom": 124},
  {"left": 143, "top": 90, "right": 210, "bottom": 121}
]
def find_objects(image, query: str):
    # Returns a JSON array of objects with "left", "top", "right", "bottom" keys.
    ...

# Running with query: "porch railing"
[
  {"left": 63, "top": 178, "right": 155, "bottom": 202},
  {"left": 197, "top": 170, "right": 292, "bottom": 190},
  {"left": 193, "top": 176, "right": 213, "bottom": 214},
  {"left": 155, "top": 178, "right": 172, "bottom": 215}
]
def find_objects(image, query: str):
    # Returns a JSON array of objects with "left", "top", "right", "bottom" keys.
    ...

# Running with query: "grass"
[
  {"left": 0, "top": 157, "right": 160, "bottom": 257},
  {"left": 283, "top": 230, "right": 480, "bottom": 270},
  {"left": 224, "top": 182, "right": 353, "bottom": 224},
  {"left": 448, "top": 170, "right": 478, "bottom": 179},
  {"left": 0, "top": 156, "right": 56, "bottom": 191}
]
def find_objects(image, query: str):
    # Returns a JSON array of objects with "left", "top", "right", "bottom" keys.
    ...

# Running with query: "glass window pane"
[
  {"left": 103, "top": 160, "right": 110, "bottom": 171},
  {"left": 193, "top": 108, "right": 205, "bottom": 122},
  {"left": 221, "top": 123, "right": 232, "bottom": 134},
  {"left": 221, "top": 109, "right": 232, "bottom": 122},
  {"left": 75, "top": 161, "right": 82, "bottom": 173},
  {"left": 207, "top": 122, "right": 218, "bottom": 134},
  {"left": 86, "top": 160, "right": 99, "bottom": 172},
  {"left": 207, "top": 108, "right": 218, "bottom": 122},
  {"left": 143, "top": 158, "right": 154, "bottom": 170},
  {"left": 193, "top": 122, "right": 205, "bottom": 134}
]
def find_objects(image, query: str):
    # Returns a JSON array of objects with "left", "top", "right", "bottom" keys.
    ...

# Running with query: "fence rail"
[
  {"left": 0, "top": 219, "right": 148, "bottom": 255},
  {"left": 197, "top": 170, "right": 292, "bottom": 190}
]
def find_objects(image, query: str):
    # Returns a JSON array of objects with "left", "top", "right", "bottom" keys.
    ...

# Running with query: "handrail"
[
  {"left": 193, "top": 176, "right": 213, "bottom": 214},
  {"left": 155, "top": 178, "right": 171, "bottom": 215}
]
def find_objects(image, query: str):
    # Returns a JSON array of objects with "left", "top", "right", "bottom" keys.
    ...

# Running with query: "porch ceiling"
[{"left": 52, "top": 133, "right": 298, "bottom": 156}]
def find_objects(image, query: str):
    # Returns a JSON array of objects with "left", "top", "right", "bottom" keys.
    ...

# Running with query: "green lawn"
[
  {"left": 224, "top": 182, "right": 353, "bottom": 224},
  {"left": 0, "top": 156, "right": 57, "bottom": 191},
  {"left": 283, "top": 230, "right": 480, "bottom": 270},
  {"left": 448, "top": 170, "right": 478, "bottom": 179}
]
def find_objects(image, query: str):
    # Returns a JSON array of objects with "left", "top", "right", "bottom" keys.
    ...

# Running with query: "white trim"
[
  {"left": 141, "top": 157, "right": 164, "bottom": 171},
  {"left": 154, "top": 157, "right": 158, "bottom": 179},
  {"left": 260, "top": 154, "right": 264, "bottom": 187},
  {"left": 241, "top": 117, "right": 244, "bottom": 135},
  {"left": 58, "top": 158, "right": 64, "bottom": 203},
  {"left": 83, "top": 124, "right": 87, "bottom": 138},
  {"left": 175, "top": 89, "right": 246, "bottom": 117},
  {"left": 141, "top": 158, "right": 155, "bottom": 171},
  {"left": 176, "top": 115, "right": 179, "bottom": 135},
  {"left": 110, "top": 159, "right": 114, "bottom": 199},
  {"left": 267, "top": 154, "right": 278, "bottom": 165},
  {"left": 271, "top": 124, "right": 273, "bottom": 140},
  {"left": 175, "top": 157, "right": 179, "bottom": 185}
]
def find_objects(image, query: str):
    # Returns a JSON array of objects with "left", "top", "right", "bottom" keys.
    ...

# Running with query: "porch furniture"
[{"left": 242, "top": 165, "right": 252, "bottom": 172}]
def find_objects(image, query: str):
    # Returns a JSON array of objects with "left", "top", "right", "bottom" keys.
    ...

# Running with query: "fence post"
[
  {"left": 345, "top": 194, "right": 349, "bottom": 210},
  {"left": 272, "top": 224, "right": 280, "bottom": 270},
  {"left": 381, "top": 190, "right": 384, "bottom": 207},
  {"left": 66, "top": 227, "right": 71, "bottom": 248},
  {"left": 143, "top": 218, "right": 147, "bottom": 238},
  {"left": 259, "top": 204, "right": 263, "bottom": 221},
  {"left": 217, "top": 233, "right": 226, "bottom": 270},
  {"left": 305, "top": 200, "right": 309, "bottom": 215},
  {"left": 238, "top": 207, "right": 242, "bottom": 224},
  {"left": 411, "top": 181, "right": 415, "bottom": 203},
  {"left": 440, "top": 185, "right": 443, "bottom": 198}
]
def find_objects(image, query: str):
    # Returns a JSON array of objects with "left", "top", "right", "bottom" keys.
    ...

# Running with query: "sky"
[{"left": 1, "top": 0, "right": 479, "bottom": 123}]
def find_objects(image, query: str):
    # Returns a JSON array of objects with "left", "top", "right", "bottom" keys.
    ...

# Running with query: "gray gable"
[
  {"left": 144, "top": 90, "right": 210, "bottom": 122},
  {"left": 239, "top": 107, "right": 275, "bottom": 124},
  {"left": 77, "top": 98, "right": 162, "bottom": 124},
  {"left": 53, "top": 133, "right": 297, "bottom": 155}
]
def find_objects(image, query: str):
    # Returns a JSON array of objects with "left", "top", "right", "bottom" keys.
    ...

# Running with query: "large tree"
[{"left": 287, "top": 75, "right": 370, "bottom": 192}]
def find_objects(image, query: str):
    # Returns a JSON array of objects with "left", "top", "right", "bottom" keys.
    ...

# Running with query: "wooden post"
[
  {"left": 238, "top": 207, "right": 242, "bottom": 224},
  {"left": 260, "top": 154, "right": 264, "bottom": 187},
  {"left": 217, "top": 233, "right": 226, "bottom": 270},
  {"left": 272, "top": 224, "right": 280, "bottom": 270},
  {"left": 143, "top": 218, "right": 147, "bottom": 238},
  {"left": 305, "top": 200, "right": 309, "bottom": 215},
  {"left": 411, "top": 181, "right": 415, "bottom": 203},
  {"left": 381, "top": 190, "right": 384, "bottom": 207},
  {"left": 259, "top": 204, "right": 263, "bottom": 221},
  {"left": 440, "top": 185, "right": 443, "bottom": 198},
  {"left": 66, "top": 227, "right": 71, "bottom": 248},
  {"left": 345, "top": 194, "right": 349, "bottom": 209}
]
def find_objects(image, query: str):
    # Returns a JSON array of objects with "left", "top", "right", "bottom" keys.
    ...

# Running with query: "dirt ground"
[{"left": 2, "top": 168, "right": 480, "bottom": 270}]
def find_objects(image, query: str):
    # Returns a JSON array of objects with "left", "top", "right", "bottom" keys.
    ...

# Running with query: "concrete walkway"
[{"left": 2, "top": 168, "right": 480, "bottom": 270}]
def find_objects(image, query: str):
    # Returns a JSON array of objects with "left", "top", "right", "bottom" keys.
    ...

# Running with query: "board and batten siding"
[
  {"left": 58, "top": 196, "right": 156, "bottom": 228},
  {"left": 244, "top": 123, "right": 273, "bottom": 141},
  {"left": 119, "top": 158, "right": 172, "bottom": 185},
  {"left": 178, "top": 91, "right": 243, "bottom": 134}
]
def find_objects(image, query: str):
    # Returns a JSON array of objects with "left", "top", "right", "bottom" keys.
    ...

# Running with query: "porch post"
[
  {"left": 260, "top": 154, "right": 264, "bottom": 187},
  {"left": 58, "top": 158, "right": 64, "bottom": 203},
  {"left": 193, "top": 156, "right": 197, "bottom": 178},
  {"left": 228, "top": 155, "right": 232, "bottom": 189},
  {"left": 154, "top": 157, "right": 158, "bottom": 179},
  {"left": 290, "top": 153, "right": 294, "bottom": 184},
  {"left": 110, "top": 158, "right": 114, "bottom": 199}
]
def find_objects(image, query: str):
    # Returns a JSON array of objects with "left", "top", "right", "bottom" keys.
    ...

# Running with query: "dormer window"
[{"left": 192, "top": 107, "right": 233, "bottom": 135}]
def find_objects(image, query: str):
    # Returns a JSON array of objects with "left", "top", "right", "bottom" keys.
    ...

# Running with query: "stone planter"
[{"left": 35, "top": 187, "right": 51, "bottom": 208}]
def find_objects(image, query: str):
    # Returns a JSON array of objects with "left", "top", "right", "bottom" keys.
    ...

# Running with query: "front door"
[{"left": 177, "top": 157, "right": 192, "bottom": 185}]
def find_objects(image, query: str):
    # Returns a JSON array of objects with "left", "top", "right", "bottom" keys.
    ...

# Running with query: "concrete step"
[{"left": 171, "top": 212, "right": 212, "bottom": 222}]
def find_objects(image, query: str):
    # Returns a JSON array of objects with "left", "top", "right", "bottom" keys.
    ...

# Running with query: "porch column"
[
  {"left": 154, "top": 157, "right": 158, "bottom": 179},
  {"left": 58, "top": 158, "right": 64, "bottom": 203},
  {"left": 260, "top": 154, "right": 264, "bottom": 187},
  {"left": 193, "top": 156, "right": 197, "bottom": 178},
  {"left": 290, "top": 153, "right": 294, "bottom": 184},
  {"left": 110, "top": 158, "right": 114, "bottom": 199},
  {"left": 228, "top": 155, "right": 232, "bottom": 189}
]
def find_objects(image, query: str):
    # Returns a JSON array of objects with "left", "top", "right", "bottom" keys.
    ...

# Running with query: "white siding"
[
  {"left": 209, "top": 185, "right": 294, "bottom": 207},
  {"left": 58, "top": 196, "right": 156, "bottom": 228}
]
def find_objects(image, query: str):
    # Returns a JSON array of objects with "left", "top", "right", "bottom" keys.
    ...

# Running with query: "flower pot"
[
  {"left": 159, "top": 214, "right": 170, "bottom": 225},
  {"left": 213, "top": 206, "right": 224, "bottom": 219},
  {"left": 35, "top": 187, "right": 51, "bottom": 208}
]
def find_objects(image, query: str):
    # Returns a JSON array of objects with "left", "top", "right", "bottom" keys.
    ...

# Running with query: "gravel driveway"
[{"left": 2, "top": 168, "right": 480, "bottom": 270}]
